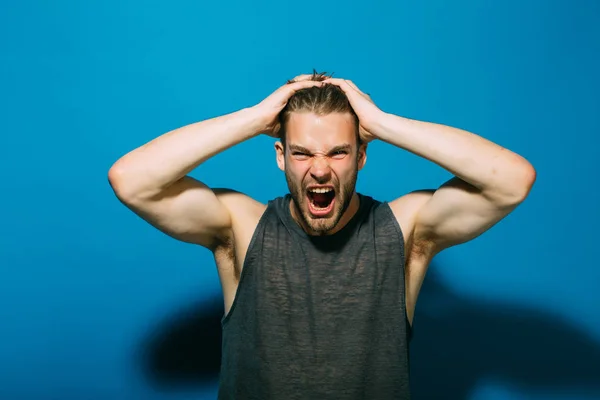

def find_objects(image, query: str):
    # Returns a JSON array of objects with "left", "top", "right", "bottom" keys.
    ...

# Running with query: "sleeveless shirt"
[{"left": 218, "top": 193, "right": 412, "bottom": 399}]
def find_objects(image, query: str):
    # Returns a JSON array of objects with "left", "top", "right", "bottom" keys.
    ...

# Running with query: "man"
[{"left": 108, "top": 71, "right": 536, "bottom": 399}]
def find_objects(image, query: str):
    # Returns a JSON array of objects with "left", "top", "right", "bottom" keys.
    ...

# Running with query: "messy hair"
[{"left": 278, "top": 70, "right": 361, "bottom": 149}]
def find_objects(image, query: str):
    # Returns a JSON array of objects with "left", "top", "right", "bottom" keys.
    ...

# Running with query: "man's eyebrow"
[
  {"left": 328, "top": 144, "right": 352, "bottom": 153},
  {"left": 288, "top": 144, "right": 312, "bottom": 153},
  {"left": 288, "top": 144, "right": 353, "bottom": 154}
]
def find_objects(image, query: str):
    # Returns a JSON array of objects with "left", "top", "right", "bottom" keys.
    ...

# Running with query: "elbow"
[
  {"left": 487, "top": 161, "right": 536, "bottom": 208},
  {"left": 107, "top": 162, "right": 122, "bottom": 187},
  {"left": 108, "top": 162, "right": 140, "bottom": 202},
  {"left": 507, "top": 161, "right": 537, "bottom": 205},
  {"left": 108, "top": 160, "right": 165, "bottom": 204},
  {"left": 108, "top": 163, "right": 127, "bottom": 198}
]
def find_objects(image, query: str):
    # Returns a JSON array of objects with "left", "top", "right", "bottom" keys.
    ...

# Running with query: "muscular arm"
[
  {"left": 108, "top": 78, "right": 322, "bottom": 250},
  {"left": 108, "top": 108, "right": 263, "bottom": 249},
  {"left": 381, "top": 115, "right": 536, "bottom": 252},
  {"left": 320, "top": 78, "right": 536, "bottom": 252},
  {"left": 382, "top": 117, "right": 535, "bottom": 323},
  {"left": 305, "top": 78, "right": 535, "bottom": 324}
]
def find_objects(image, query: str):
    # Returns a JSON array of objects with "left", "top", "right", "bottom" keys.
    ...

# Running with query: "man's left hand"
[{"left": 323, "top": 78, "right": 384, "bottom": 143}]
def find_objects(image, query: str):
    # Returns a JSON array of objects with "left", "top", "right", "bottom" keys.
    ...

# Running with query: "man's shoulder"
[
  {"left": 371, "top": 190, "right": 436, "bottom": 241},
  {"left": 359, "top": 190, "right": 434, "bottom": 212},
  {"left": 388, "top": 189, "right": 435, "bottom": 208},
  {"left": 213, "top": 188, "right": 269, "bottom": 221}
]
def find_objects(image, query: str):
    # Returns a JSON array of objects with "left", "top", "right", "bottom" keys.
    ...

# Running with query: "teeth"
[{"left": 309, "top": 187, "right": 333, "bottom": 194}]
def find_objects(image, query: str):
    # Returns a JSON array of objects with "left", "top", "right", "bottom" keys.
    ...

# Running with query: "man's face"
[{"left": 276, "top": 112, "right": 366, "bottom": 235}]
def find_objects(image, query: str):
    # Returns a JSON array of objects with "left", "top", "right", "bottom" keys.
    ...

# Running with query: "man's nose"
[{"left": 310, "top": 157, "right": 332, "bottom": 181}]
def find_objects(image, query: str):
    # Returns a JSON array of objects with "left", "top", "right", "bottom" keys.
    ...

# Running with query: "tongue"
[{"left": 312, "top": 192, "right": 332, "bottom": 208}]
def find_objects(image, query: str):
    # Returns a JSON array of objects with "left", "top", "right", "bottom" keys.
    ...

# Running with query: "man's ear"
[
  {"left": 275, "top": 141, "right": 285, "bottom": 172},
  {"left": 358, "top": 143, "right": 367, "bottom": 171}
]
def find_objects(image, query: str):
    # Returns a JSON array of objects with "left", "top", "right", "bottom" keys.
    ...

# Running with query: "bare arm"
[
  {"left": 380, "top": 116, "right": 536, "bottom": 252},
  {"left": 108, "top": 78, "right": 323, "bottom": 250},
  {"left": 323, "top": 78, "right": 536, "bottom": 253},
  {"left": 108, "top": 108, "right": 263, "bottom": 249}
]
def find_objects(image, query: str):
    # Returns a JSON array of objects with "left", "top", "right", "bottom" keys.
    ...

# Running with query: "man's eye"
[
  {"left": 293, "top": 152, "right": 309, "bottom": 158},
  {"left": 332, "top": 151, "right": 347, "bottom": 158}
]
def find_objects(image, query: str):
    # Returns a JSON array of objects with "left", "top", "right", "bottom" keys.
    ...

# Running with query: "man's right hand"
[{"left": 253, "top": 75, "right": 323, "bottom": 138}]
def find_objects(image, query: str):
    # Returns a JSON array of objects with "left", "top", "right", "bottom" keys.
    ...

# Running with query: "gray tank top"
[{"left": 218, "top": 193, "right": 412, "bottom": 399}]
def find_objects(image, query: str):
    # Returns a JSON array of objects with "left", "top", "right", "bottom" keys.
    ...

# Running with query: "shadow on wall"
[
  {"left": 409, "top": 267, "right": 600, "bottom": 399},
  {"left": 137, "top": 295, "right": 224, "bottom": 387},
  {"left": 137, "top": 263, "right": 600, "bottom": 399}
]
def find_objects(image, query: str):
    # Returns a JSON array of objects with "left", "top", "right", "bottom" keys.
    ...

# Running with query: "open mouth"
[{"left": 306, "top": 187, "right": 336, "bottom": 216}]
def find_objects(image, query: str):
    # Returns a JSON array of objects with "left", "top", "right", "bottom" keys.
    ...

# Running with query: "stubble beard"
[{"left": 285, "top": 166, "right": 358, "bottom": 236}]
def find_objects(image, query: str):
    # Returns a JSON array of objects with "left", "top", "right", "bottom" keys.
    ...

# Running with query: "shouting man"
[{"left": 109, "top": 71, "right": 536, "bottom": 399}]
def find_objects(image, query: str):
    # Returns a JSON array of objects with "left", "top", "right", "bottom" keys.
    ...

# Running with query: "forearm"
[
  {"left": 109, "top": 106, "right": 265, "bottom": 198},
  {"left": 375, "top": 113, "right": 535, "bottom": 202}
]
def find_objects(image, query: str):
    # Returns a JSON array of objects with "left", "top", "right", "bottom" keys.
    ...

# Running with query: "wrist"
[
  {"left": 236, "top": 106, "right": 271, "bottom": 138},
  {"left": 372, "top": 112, "right": 408, "bottom": 143},
  {"left": 246, "top": 105, "right": 279, "bottom": 136}
]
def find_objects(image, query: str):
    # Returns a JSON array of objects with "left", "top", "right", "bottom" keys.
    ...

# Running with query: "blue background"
[{"left": 1, "top": 0, "right": 599, "bottom": 399}]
